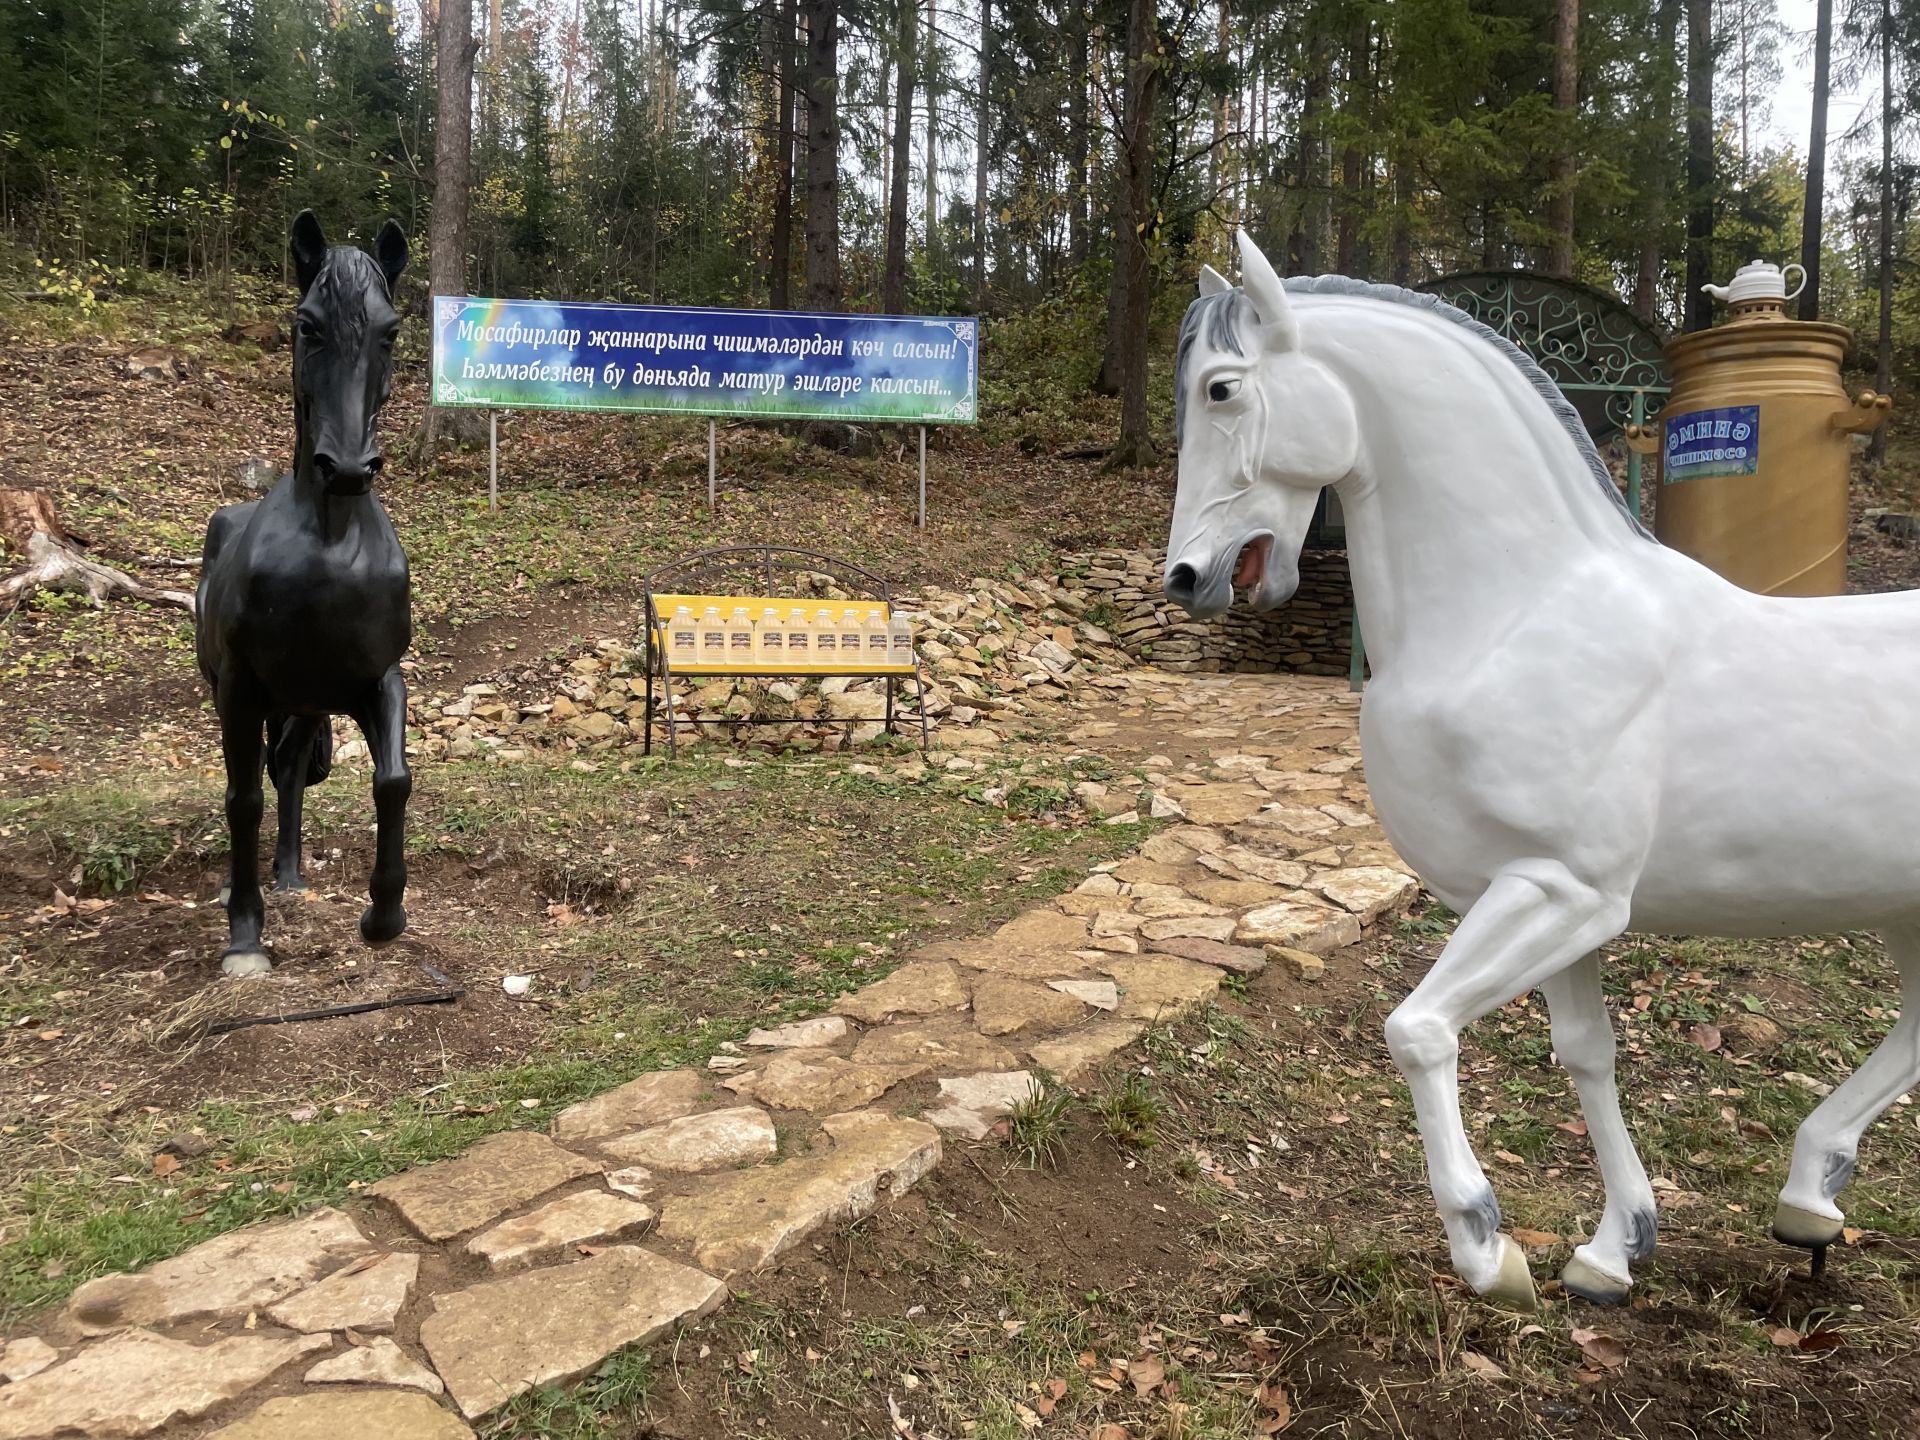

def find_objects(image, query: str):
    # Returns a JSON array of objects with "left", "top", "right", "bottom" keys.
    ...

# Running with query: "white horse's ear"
[
  {"left": 1197, "top": 264, "right": 1231, "bottom": 297},
  {"left": 1236, "top": 229, "right": 1298, "bottom": 352}
]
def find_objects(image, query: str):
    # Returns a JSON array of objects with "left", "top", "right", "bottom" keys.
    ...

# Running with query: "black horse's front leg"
[
  {"left": 218, "top": 695, "right": 272, "bottom": 976},
  {"left": 269, "top": 713, "right": 323, "bottom": 891},
  {"left": 353, "top": 667, "right": 411, "bottom": 946}
]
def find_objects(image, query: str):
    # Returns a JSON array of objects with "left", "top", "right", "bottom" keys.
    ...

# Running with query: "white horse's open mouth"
[{"left": 1234, "top": 535, "right": 1273, "bottom": 593}]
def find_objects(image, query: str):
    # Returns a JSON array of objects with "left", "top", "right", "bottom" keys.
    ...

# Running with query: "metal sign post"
[
  {"left": 707, "top": 419, "right": 717, "bottom": 511},
  {"left": 488, "top": 412, "right": 498, "bottom": 512},
  {"left": 917, "top": 426, "right": 927, "bottom": 529}
]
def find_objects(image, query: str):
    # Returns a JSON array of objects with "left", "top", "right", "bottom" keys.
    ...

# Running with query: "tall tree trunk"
[
  {"left": 425, "top": 0, "right": 482, "bottom": 450},
  {"left": 1069, "top": 12, "right": 1091, "bottom": 265},
  {"left": 1213, "top": 0, "right": 1231, "bottom": 220},
  {"left": 1633, "top": 0, "right": 1681, "bottom": 320},
  {"left": 1388, "top": 138, "right": 1412, "bottom": 285},
  {"left": 802, "top": 0, "right": 842, "bottom": 310},
  {"left": 925, "top": 0, "right": 940, "bottom": 280},
  {"left": 1109, "top": 0, "right": 1159, "bottom": 468},
  {"left": 973, "top": 0, "right": 990, "bottom": 307},
  {"left": 1336, "top": 16, "right": 1368, "bottom": 275},
  {"left": 1289, "top": 35, "right": 1328, "bottom": 275},
  {"left": 1800, "top": 0, "right": 1833, "bottom": 317},
  {"left": 1684, "top": 0, "right": 1714, "bottom": 332},
  {"left": 1873, "top": 0, "right": 1893, "bottom": 462},
  {"left": 770, "top": 0, "right": 798, "bottom": 307},
  {"left": 884, "top": 0, "right": 916, "bottom": 312},
  {"left": 1545, "top": 0, "right": 1578, "bottom": 276}
]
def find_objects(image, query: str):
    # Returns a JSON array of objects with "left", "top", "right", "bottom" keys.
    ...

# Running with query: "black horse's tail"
[{"left": 265, "top": 713, "right": 334, "bottom": 788}]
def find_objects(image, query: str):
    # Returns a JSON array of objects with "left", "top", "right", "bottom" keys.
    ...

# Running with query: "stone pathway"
[{"left": 0, "top": 672, "right": 1418, "bottom": 1440}]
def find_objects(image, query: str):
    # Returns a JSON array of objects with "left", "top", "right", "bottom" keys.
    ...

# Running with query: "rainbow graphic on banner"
[{"left": 431, "top": 296, "right": 978, "bottom": 425}]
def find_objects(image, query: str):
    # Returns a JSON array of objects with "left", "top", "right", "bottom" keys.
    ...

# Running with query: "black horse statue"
[{"left": 196, "top": 211, "right": 413, "bottom": 975}]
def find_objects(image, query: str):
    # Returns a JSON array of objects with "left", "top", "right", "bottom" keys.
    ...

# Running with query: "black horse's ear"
[
  {"left": 291, "top": 210, "right": 328, "bottom": 295},
  {"left": 372, "top": 219, "right": 409, "bottom": 297}
]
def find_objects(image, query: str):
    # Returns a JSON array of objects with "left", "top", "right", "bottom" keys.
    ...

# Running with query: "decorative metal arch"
[{"left": 1415, "top": 270, "right": 1670, "bottom": 442}]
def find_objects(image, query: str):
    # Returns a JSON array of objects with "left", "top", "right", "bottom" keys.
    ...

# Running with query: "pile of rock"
[{"left": 1064, "top": 546, "right": 1354, "bottom": 676}]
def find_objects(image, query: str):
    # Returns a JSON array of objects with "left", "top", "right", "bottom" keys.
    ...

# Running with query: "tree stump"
[{"left": 0, "top": 489, "right": 196, "bottom": 613}]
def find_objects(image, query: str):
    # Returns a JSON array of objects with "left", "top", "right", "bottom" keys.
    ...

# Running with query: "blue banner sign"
[
  {"left": 431, "top": 296, "right": 978, "bottom": 425},
  {"left": 1663, "top": 404, "right": 1760, "bottom": 483}
]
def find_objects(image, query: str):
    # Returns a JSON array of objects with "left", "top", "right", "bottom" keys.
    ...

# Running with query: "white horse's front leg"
[
  {"left": 1384, "top": 860, "right": 1629, "bottom": 1310},
  {"left": 1775, "top": 925, "right": 1920, "bottom": 1263},
  {"left": 1540, "top": 951, "right": 1656, "bottom": 1304}
]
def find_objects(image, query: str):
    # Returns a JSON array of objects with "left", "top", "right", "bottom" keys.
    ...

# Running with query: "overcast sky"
[{"left": 1769, "top": 0, "right": 1875, "bottom": 160}]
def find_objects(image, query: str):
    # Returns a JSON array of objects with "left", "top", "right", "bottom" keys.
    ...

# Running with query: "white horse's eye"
[{"left": 1207, "top": 377, "right": 1241, "bottom": 403}]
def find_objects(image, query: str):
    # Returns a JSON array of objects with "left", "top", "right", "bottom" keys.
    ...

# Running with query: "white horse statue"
[{"left": 1164, "top": 231, "right": 1918, "bottom": 1310}]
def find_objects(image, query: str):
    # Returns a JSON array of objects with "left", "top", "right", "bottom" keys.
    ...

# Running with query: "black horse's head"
[{"left": 290, "top": 210, "right": 409, "bottom": 497}]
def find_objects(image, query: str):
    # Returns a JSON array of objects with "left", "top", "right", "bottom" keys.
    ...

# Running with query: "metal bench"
[{"left": 640, "top": 546, "right": 930, "bottom": 757}]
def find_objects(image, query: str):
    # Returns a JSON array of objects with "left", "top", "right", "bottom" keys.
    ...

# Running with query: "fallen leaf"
[
  {"left": 1493, "top": 1149, "right": 1526, "bottom": 1165},
  {"left": 1512, "top": 1228, "right": 1560, "bottom": 1248},
  {"left": 1738, "top": 1118, "right": 1775, "bottom": 1140},
  {"left": 1128, "top": 1353, "right": 1165, "bottom": 1396},
  {"left": 1769, "top": 1326, "right": 1802, "bottom": 1348},
  {"left": 1460, "top": 1350, "right": 1508, "bottom": 1380},
  {"left": 1255, "top": 1378, "right": 1292, "bottom": 1433},
  {"left": 1843, "top": 1226, "right": 1865, "bottom": 1245},
  {"left": 151, "top": 1153, "right": 182, "bottom": 1178},
  {"left": 1571, "top": 1327, "right": 1627, "bottom": 1370},
  {"left": 1091, "top": 1427, "right": 1132, "bottom": 1440},
  {"left": 1689, "top": 1022, "right": 1722, "bottom": 1052},
  {"left": 1556, "top": 1119, "right": 1589, "bottom": 1137}
]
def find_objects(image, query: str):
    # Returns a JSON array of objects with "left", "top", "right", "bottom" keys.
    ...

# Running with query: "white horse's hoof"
[
  {"left": 1561, "top": 1250, "right": 1632, "bottom": 1306},
  {"left": 1772, "top": 1199, "right": 1844, "bottom": 1252},
  {"left": 1479, "top": 1234, "right": 1537, "bottom": 1312},
  {"left": 222, "top": 950, "right": 271, "bottom": 977}
]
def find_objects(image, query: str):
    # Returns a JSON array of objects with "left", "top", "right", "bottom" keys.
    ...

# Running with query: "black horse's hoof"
[
  {"left": 272, "top": 877, "right": 311, "bottom": 895},
  {"left": 222, "top": 949, "right": 272, "bottom": 977},
  {"left": 360, "top": 905, "right": 407, "bottom": 946}
]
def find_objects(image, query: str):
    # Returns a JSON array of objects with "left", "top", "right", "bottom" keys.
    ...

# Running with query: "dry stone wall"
[{"left": 1064, "top": 546, "right": 1355, "bottom": 677}]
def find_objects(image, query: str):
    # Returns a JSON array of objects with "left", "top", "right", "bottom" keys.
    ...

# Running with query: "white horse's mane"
[{"left": 1175, "top": 275, "right": 1654, "bottom": 541}]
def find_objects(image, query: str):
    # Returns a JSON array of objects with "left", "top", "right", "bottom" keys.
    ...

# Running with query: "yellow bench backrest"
[
  {"left": 650, "top": 594, "right": 892, "bottom": 628},
  {"left": 648, "top": 593, "right": 912, "bottom": 674}
]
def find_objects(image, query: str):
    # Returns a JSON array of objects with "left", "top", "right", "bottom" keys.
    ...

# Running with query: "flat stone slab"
[
  {"left": 209, "top": 1390, "right": 470, "bottom": 1439},
  {"left": 1233, "top": 899, "right": 1361, "bottom": 954},
  {"left": 303, "top": 1336, "right": 446, "bottom": 1394},
  {"left": 923, "top": 1072, "right": 1038, "bottom": 1140},
  {"left": 421, "top": 1246, "right": 726, "bottom": 1419},
  {"left": 851, "top": 1022, "right": 1020, "bottom": 1071},
  {"left": 656, "top": 1111, "right": 941, "bottom": 1276},
  {"left": 1189, "top": 872, "right": 1298, "bottom": 906},
  {"left": 599, "top": 1107, "right": 776, "bottom": 1171},
  {"left": 725, "top": 1050, "right": 923, "bottom": 1111},
  {"left": 1138, "top": 915, "right": 1239, "bottom": 943},
  {"left": 1170, "top": 783, "right": 1266, "bottom": 825},
  {"left": 370, "top": 1130, "right": 602, "bottom": 1241},
  {"left": 744, "top": 1016, "right": 850, "bottom": 1048},
  {"left": 266, "top": 1250, "right": 419, "bottom": 1333},
  {"left": 1048, "top": 978, "right": 1119, "bottom": 1010},
  {"left": 991, "top": 909, "right": 1091, "bottom": 952},
  {"left": 831, "top": 961, "right": 969, "bottom": 1023},
  {"left": 465, "top": 1190, "right": 656, "bottom": 1271},
  {"left": 551, "top": 1069, "right": 705, "bottom": 1143},
  {"left": 0, "top": 1328, "right": 330, "bottom": 1440},
  {"left": 1315, "top": 865, "right": 1420, "bottom": 923},
  {"left": 1026, "top": 1020, "right": 1146, "bottom": 1085},
  {"left": 1145, "top": 936, "right": 1268, "bottom": 976},
  {"left": 1099, "top": 955, "right": 1222, "bottom": 1021},
  {"left": 971, "top": 976, "right": 1087, "bottom": 1035},
  {"left": 0, "top": 1337, "right": 57, "bottom": 1382},
  {"left": 64, "top": 1206, "right": 372, "bottom": 1336}
]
